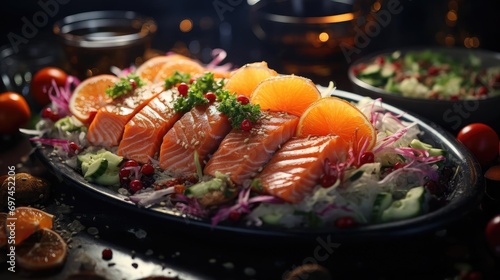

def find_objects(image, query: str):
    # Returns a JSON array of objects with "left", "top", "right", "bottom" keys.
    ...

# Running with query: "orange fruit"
[
  {"left": 135, "top": 54, "right": 195, "bottom": 83},
  {"left": 224, "top": 61, "right": 278, "bottom": 97},
  {"left": 296, "top": 97, "right": 377, "bottom": 151},
  {"left": 68, "top": 74, "right": 118, "bottom": 124},
  {"left": 17, "top": 228, "right": 67, "bottom": 271},
  {"left": 249, "top": 75, "right": 321, "bottom": 116},
  {"left": 153, "top": 59, "right": 206, "bottom": 83},
  {"left": 10, "top": 206, "right": 54, "bottom": 245},
  {"left": 0, "top": 212, "right": 7, "bottom": 247},
  {"left": 0, "top": 91, "right": 31, "bottom": 134}
]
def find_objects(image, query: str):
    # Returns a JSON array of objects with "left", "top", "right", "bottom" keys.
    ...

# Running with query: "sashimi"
[
  {"left": 204, "top": 112, "right": 298, "bottom": 185},
  {"left": 117, "top": 89, "right": 182, "bottom": 163},
  {"left": 256, "top": 135, "right": 348, "bottom": 203},
  {"left": 87, "top": 83, "right": 164, "bottom": 147},
  {"left": 159, "top": 104, "right": 232, "bottom": 176}
]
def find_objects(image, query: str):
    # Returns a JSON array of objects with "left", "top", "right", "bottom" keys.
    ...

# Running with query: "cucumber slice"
[
  {"left": 371, "top": 192, "right": 393, "bottom": 222},
  {"left": 380, "top": 186, "right": 425, "bottom": 222},
  {"left": 97, "top": 151, "right": 123, "bottom": 168},
  {"left": 84, "top": 158, "right": 108, "bottom": 179},
  {"left": 359, "top": 64, "right": 381, "bottom": 77},
  {"left": 94, "top": 168, "right": 120, "bottom": 186}
]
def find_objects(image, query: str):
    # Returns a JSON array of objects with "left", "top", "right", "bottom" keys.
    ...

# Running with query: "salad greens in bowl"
[{"left": 348, "top": 47, "right": 500, "bottom": 134}]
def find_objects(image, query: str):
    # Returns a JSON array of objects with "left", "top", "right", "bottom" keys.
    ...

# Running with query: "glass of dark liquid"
[{"left": 53, "top": 11, "right": 157, "bottom": 80}]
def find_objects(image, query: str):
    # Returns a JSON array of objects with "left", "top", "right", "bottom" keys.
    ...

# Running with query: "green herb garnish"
[
  {"left": 173, "top": 72, "right": 224, "bottom": 112},
  {"left": 216, "top": 89, "right": 261, "bottom": 129},
  {"left": 105, "top": 73, "right": 146, "bottom": 99},
  {"left": 165, "top": 71, "right": 191, "bottom": 89}
]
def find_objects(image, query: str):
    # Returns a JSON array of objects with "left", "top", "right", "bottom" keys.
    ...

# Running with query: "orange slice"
[
  {"left": 296, "top": 97, "right": 377, "bottom": 151},
  {"left": 10, "top": 206, "right": 54, "bottom": 245},
  {"left": 153, "top": 59, "right": 206, "bottom": 83},
  {"left": 224, "top": 61, "right": 278, "bottom": 97},
  {"left": 69, "top": 74, "right": 118, "bottom": 124},
  {"left": 250, "top": 75, "right": 321, "bottom": 116},
  {"left": 17, "top": 228, "right": 67, "bottom": 271},
  {"left": 136, "top": 54, "right": 195, "bottom": 83}
]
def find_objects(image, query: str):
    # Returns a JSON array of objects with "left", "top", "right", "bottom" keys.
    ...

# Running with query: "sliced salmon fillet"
[
  {"left": 159, "top": 104, "right": 232, "bottom": 176},
  {"left": 87, "top": 83, "right": 164, "bottom": 147},
  {"left": 256, "top": 135, "right": 348, "bottom": 203},
  {"left": 117, "top": 89, "right": 182, "bottom": 163},
  {"left": 204, "top": 112, "right": 298, "bottom": 185}
]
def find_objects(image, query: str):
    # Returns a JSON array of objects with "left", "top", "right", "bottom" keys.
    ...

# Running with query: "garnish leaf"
[
  {"left": 216, "top": 89, "right": 261, "bottom": 129},
  {"left": 165, "top": 71, "right": 191, "bottom": 89},
  {"left": 105, "top": 73, "right": 146, "bottom": 99},
  {"left": 173, "top": 72, "right": 224, "bottom": 112}
]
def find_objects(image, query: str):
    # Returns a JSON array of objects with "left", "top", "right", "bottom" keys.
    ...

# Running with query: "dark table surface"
[{"left": 2, "top": 1, "right": 500, "bottom": 279}]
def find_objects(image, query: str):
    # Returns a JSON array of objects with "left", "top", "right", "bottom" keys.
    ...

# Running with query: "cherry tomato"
[
  {"left": 457, "top": 123, "right": 499, "bottom": 167},
  {"left": 30, "top": 67, "right": 68, "bottom": 107},
  {"left": 485, "top": 214, "right": 500, "bottom": 257},
  {"left": 0, "top": 92, "right": 31, "bottom": 134}
]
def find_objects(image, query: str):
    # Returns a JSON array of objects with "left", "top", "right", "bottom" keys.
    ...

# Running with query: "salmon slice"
[
  {"left": 256, "top": 135, "right": 348, "bottom": 203},
  {"left": 87, "top": 83, "right": 164, "bottom": 147},
  {"left": 204, "top": 112, "right": 298, "bottom": 185},
  {"left": 159, "top": 104, "right": 232, "bottom": 176},
  {"left": 116, "top": 89, "right": 182, "bottom": 163}
]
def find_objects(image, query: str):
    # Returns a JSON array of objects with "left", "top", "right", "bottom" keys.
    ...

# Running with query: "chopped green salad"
[{"left": 353, "top": 50, "right": 500, "bottom": 100}]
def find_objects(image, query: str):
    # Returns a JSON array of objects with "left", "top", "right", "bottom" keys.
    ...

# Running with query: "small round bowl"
[
  {"left": 348, "top": 47, "right": 500, "bottom": 134},
  {"left": 250, "top": 0, "right": 360, "bottom": 59},
  {"left": 53, "top": 10, "right": 157, "bottom": 79}
]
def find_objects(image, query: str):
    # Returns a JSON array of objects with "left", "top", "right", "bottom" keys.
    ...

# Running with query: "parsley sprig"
[
  {"left": 173, "top": 72, "right": 224, "bottom": 112},
  {"left": 105, "top": 73, "right": 146, "bottom": 99},
  {"left": 216, "top": 89, "right": 261, "bottom": 129},
  {"left": 165, "top": 71, "right": 191, "bottom": 89}
]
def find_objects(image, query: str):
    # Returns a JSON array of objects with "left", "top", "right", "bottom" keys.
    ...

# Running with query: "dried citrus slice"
[
  {"left": 250, "top": 75, "right": 321, "bottom": 116},
  {"left": 136, "top": 54, "right": 194, "bottom": 83},
  {"left": 297, "top": 97, "right": 377, "bottom": 151},
  {"left": 11, "top": 206, "right": 54, "bottom": 245},
  {"left": 224, "top": 61, "right": 278, "bottom": 97},
  {"left": 69, "top": 74, "right": 118, "bottom": 124},
  {"left": 0, "top": 212, "right": 7, "bottom": 247},
  {"left": 17, "top": 228, "right": 67, "bottom": 271},
  {"left": 153, "top": 59, "right": 206, "bottom": 83}
]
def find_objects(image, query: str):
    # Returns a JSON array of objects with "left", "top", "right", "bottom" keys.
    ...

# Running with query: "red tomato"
[
  {"left": 457, "top": 123, "right": 499, "bottom": 167},
  {"left": 485, "top": 214, "right": 500, "bottom": 257},
  {"left": 30, "top": 67, "right": 68, "bottom": 107},
  {"left": 0, "top": 92, "right": 31, "bottom": 134}
]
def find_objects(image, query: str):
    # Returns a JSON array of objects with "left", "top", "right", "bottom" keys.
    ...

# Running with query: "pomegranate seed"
[
  {"left": 335, "top": 216, "right": 356, "bottom": 228},
  {"left": 320, "top": 174, "right": 337, "bottom": 188},
  {"left": 476, "top": 86, "right": 488, "bottom": 97},
  {"left": 68, "top": 142, "right": 79, "bottom": 152},
  {"left": 392, "top": 61, "right": 402, "bottom": 69},
  {"left": 450, "top": 95, "right": 460, "bottom": 101},
  {"left": 228, "top": 211, "right": 241, "bottom": 221},
  {"left": 237, "top": 95, "right": 250, "bottom": 105},
  {"left": 240, "top": 119, "right": 252, "bottom": 131},
  {"left": 119, "top": 168, "right": 131, "bottom": 178},
  {"left": 427, "top": 66, "right": 439, "bottom": 76},
  {"left": 129, "top": 179, "right": 143, "bottom": 193},
  {"left": 41, "top": 107, "right": 60, "bottom": 122},
  {"left": 124, "top": 160, "right": 139, "bottom": 167},
  {"left": 393, "top": 162, "right": 406, "bottom": 170},
  {"left": 102, "top": 248, "right": 113, "bottom": 260},
  {"left": 359, "top": 152, "right": 375, "bottom": 165},
  {"left": 204, "top": 92, "right": 216, "bottom": 103},
  {"left": 189, "top": 78, "right": 195, "bottom": 84},
  {"left": 129, "top": 79, "right": 137, "bottom": 90},
  {"left": 177, "top": 83, "right": 189, "bottom": 96},
  {"left": 141, "top": 163, "right": 155, "bottom": 175}
]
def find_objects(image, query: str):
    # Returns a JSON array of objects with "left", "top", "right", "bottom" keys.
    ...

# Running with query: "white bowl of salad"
[{"left": 348, "top": 47, "right": 500, "bottom": 134}]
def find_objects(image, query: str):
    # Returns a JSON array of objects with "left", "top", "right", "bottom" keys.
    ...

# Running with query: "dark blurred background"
[{"left": 1, "top": 0, "right": 500, "bottom": 90}]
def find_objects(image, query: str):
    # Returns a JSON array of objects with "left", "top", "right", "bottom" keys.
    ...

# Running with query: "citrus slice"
[
  {"left": 153, "top": 59, "right": 206, "bottom": 83},
  {"left": 250, "top": 75, "right": 321, "bottom": 116},
  {"left": 296, "top": 97, "right": 377, "bottom": 151},
  {"left": 135, "top": 54, "right": 195, "bottom": 83},
  {"left": 224, "top": 61, "right": 278, "bottom": 97},
  {"left": 69, "top": 74, "right": 118, "bottom": 123},
  {"left": 0, "top": 212, "right": 7, "bottom": 247},
  {"left": 11, "top": 206, "right": 54, "bottom": 245},
  {"left": 17, "top": 228, "right": 68, "bottom": 271}
]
